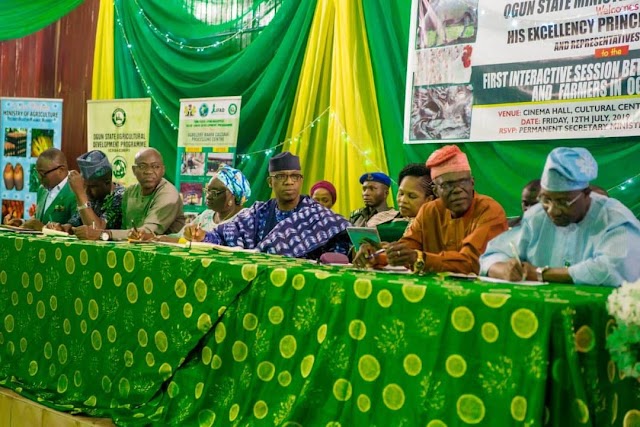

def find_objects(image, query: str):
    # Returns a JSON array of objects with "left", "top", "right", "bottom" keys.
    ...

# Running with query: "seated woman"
[
  {"left": 310, "top": 180, "right": 337, "bottom": 210},
  {"left": 371, "top": 164, "right": 435, "bottom": 242},
  {"left": 159, "top": 165, "right": 251, "bottom": 241}
]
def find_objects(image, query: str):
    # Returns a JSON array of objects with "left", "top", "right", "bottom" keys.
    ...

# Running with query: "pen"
[
  {"left": 367, "top": 248, "right": 385, "bottom": 260},
  {"left": 509, "top": 242, "right": 522, "bottom": 268},
  {"left": 131, "top": 220, "right": 138, "bottom": 234}
]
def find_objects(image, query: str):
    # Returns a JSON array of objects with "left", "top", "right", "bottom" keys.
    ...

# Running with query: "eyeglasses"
[
  {"left": 434, "top": 177, "right": 472, "bottom": 193},
  {"left": 36, "top": 165, "right": 63, "bottom": 177},
  {"left": 206, "top": 189, "right": 226, "bottom": 198},
  {"left": 134, "top": 163, "right": 163, "bottom": 173},
  {"left": 539, "top": 192, "right": 583, "bottom": 211},
  {"left": 270, "top": 173, "right": 303, "bottom": 182}
]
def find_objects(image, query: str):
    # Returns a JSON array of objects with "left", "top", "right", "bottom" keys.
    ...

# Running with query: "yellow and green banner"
[{"left": 86, "top": 98, "right": 151, "bottom": 186}]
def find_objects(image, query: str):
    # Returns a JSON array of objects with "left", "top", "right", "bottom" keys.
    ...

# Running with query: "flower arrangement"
[{"left": 606, "top": 280, "right": 640, "bottom": 379}]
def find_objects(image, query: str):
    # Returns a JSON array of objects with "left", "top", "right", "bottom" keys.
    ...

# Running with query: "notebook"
[{"left": 346, "top": 227, "right": 381, "bottom": 252}]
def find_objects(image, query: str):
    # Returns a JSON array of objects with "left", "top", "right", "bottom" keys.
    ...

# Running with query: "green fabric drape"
[
  {"left": 0, "top": 0, "right": 84, "bottom": 40},
  {"left": 114, "top": 0, "right": 317, "bottom": 202},
  {"left": 148, "top": 0, "right": 265, "bottom": 40},
  {"left": 363, "top": 2, "right": 640, "bottom": 217}
]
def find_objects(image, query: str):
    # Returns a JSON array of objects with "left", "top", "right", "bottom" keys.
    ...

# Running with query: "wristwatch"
[
  {"left": 100, "top": 231, "right": 111, "bottom": 241},
  {"left": 413, "top": 250, "right": 425, "bottom": 273},
  {"left": 77, "top": 202, "right": 90, "bottom": 210},
  {"left": 536, "top": 266, "right": 549, "bottom": 282}
]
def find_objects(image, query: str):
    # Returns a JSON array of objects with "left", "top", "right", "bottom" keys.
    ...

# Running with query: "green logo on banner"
[
  {"left": 112, "top": 108, "right": 126, "bottom": 127},
  {"left": 113, "top": 156, "right": 127, "bottom": 179}
]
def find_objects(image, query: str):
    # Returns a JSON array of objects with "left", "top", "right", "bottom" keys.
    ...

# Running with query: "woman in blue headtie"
[
  {"left": 163, "top": 166, "right": 251, "bottom": 240},
  {"left": 199, "top": 165, "right": 252, "bottom": 227}
]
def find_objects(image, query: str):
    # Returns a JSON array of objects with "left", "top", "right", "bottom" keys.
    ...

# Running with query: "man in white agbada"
[{"left": 480, "top": 147, "right": 640, "bottom": 287}]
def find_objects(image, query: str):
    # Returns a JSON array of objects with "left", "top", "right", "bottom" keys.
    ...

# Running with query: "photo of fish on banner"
[
  {"left": 410, "top": 85, "right": 473, "bottom": 140},
  {"left": 416, "top": 0, "right": 479, "bottom": 49}
]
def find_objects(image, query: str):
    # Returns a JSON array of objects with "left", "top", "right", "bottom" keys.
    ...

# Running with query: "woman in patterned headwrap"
[
  {"left": 162, "top": 166, "right": 251, "bottom": 240},
  {"left": 201, "top": 165, "right": 252, "bottom": 226}
]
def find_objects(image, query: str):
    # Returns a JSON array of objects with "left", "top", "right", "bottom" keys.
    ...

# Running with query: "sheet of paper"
[
  {"left": 0, "top": 225, "right": 42, "bottom": 234},
  {"left": 374, "top": 266, "right": 413, "bottom": 275},
  {"left": 42, "top": 227, "right": 71, "bottom": 237},
  {"left": 478, "top": 276, "right": 548, "bottom": 286},
  {"left": 208, "top": 244, "right": 259, "bottom": 253},
  {"left": 445, "top": 273, "right": 478, "bottom": 281},
  {"left": 147, "top": 240, "right": 185, "bottom": 248}
]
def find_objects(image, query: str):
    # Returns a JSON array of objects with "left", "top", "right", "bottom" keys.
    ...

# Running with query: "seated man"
[
  {"left": 368, "top": 145, "right": 507, "bottom": 274},
  {"left": 186, "top": 152, "right": 350, "bottom": 259},
  {"left": 508, "top": 179, "right": 541, "bottom": 228},
  {"left": 46, "top": 150, "right": 124, "bottom": 237},
  {"left": 349, "top": 172, "right": 397, "bottom": 226},
  {"left": 4, "top": 148, "right": 76, "bottom": 229},
  {"left": 480, "top": 147, "right": 640, "bottom": 287},
  {"left": 87, "top": 148, "right": 185, "bottom": 241}
]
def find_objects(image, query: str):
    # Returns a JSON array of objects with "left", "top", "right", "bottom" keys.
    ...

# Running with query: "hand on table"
[
  {"left": 183, "top": 224, "right": 205, "bottom": 242},
  {"left": 46, "top": 222, "right": 73, "bottom": 233},
  {"left": 3, "top": 214, "right": 24, "bottom": 227},
  {"left": 73, "top": 225, "right": 102, "bottom": 240},
  {"left": 385, "top": 242, "right": 418, "bottom": 268},
  {"left": 22, "top": 219, "right": 45, "bottom": 231},
  {"left": 353, "top": 242, "right": 388, "bottom": 268},
  {"left": 128, "top": 229, "right": 156, "bottom": 241},
  {"left": 488, "top": 259, "right": 537, "bottom": 282}
]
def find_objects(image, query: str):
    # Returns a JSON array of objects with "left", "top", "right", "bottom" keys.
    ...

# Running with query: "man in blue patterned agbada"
[{"left": 185, "top": 152, "right": 350, "bottom": 259}]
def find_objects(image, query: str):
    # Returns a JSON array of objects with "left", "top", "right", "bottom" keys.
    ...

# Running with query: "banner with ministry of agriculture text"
[
  {"left": 404, "top": 0, "right": 640, "bottom": 143},
  {"left": 1, "top": 97, "right": 63, "bottom": 221},
  {"left": 176, "top": 96, "right": 241, "bottom": 215},
  {"left": 87, "top": 99, "right": 151, "bottom": 186}
]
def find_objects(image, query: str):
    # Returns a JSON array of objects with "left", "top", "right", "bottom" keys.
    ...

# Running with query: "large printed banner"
[
  {"left": 404, "top": 0, "right": 640, "bottom": 143},
  {"left": 176, "top": 96, "right": 241, "bottom": 215},
  {"left": 87, "top": 99, "right": 151, "bottom": 186},
  {"left": 1, "top": 97, "right": 63, "bottom": 221}
]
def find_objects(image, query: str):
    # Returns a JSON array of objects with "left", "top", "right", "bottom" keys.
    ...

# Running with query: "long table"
[{"left": 0, "top": 233, "right": 637, "bottom": 426}]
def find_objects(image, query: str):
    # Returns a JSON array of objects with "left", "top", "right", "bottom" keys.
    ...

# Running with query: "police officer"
[{"left": 349, "top": 172, "right": 392, "bottom": 226}]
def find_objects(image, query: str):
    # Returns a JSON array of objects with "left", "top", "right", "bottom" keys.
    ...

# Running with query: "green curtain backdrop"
[
  {"left": 363, "top": 1, "right": 640, "bottom": 217},
  {"left": 114, "top": 0, "right": 317, "bottom": 202},
  {"left": 0, "top": 0, "right": 85, "bottom": 40}
]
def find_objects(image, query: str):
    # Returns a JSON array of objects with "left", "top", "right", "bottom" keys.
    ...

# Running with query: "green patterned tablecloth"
[{"left": 0, "top": 233, "right": 637, "bottom": 426}]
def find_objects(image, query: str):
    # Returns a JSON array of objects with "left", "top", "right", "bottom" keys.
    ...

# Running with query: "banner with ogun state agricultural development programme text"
[
  {"left": 87, "top": 99, "right": 151, "bottom": 186},
  {"left": 176, "top": 96, "right": 241, "bottom": 215},
  {"left": 1, "top": 97, "right": 63, "bottom": 221},
  {"left": 404, "top": 0, "right": 640, "bottom": 143}
]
